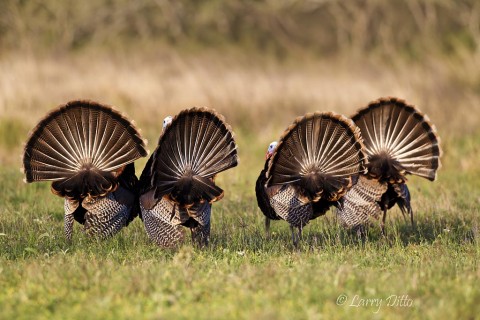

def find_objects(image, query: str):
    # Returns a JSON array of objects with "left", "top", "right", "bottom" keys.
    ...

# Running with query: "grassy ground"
[
  {"left": 1, "top": 50, "right": 480, "bottom": 319},
  {"left": 1, "top": 119, "right": 479, "bottom": 319}
]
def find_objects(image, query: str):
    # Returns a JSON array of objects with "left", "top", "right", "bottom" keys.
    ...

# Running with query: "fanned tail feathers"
[
  {"left": 352, "top": 97, "right": 441, "bottom": 182},
  {"left": 266, "top": 112, "right": 366, "bottom": 202},
  {"left": 146, "top": 107, "right": 238, "bottom": 206},
  {"left": 23, "top": 100, "right": 148, "bottom": 198}
]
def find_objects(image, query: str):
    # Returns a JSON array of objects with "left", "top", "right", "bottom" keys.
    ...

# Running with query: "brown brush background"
[{"left": 1, "top": 1, "right": 479, "bottom": 164}]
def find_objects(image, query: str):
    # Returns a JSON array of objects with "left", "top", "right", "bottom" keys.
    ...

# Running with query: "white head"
[
  {"left": 265, "top": 141, "right": 278, "bottom": 160},
  {"left": 162, "top": 116, "right": 173, "bottom": 130}
]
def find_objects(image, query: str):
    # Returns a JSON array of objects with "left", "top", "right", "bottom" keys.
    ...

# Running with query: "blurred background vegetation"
[
  {"left": 2, "top": 0, "right": 479, "bottom": 60},
  {"left": 0, "top": 0, "right": 479, "bottom": 164}
]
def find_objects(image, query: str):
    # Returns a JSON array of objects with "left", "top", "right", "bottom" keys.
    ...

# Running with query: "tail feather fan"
[{"left": 23, "top": 100, "right": 147, "bottom": 199}]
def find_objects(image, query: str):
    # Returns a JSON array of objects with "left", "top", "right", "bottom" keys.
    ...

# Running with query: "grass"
[
  {"left": 0, "top": 31, "right": 480, "bottom": 317},
  {"left": 1, "top": 125, "right": 479, "bottom": 319}
]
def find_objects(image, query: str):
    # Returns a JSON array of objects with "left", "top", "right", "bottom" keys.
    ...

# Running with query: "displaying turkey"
[
  {"left": 23, "top": 100, "right": 148, "bottom": 240},
  {"left": 336, "top": 97, "right": 441, "bottom": 233},
  {"left": 255, "top": 142, "right": 282, "bottom": 238},
  {"left": 256, "top": 112, "right": 367, "bottom": 246},
  {"left": 139, "top": 107, "right": 238, "bottom": 247}
]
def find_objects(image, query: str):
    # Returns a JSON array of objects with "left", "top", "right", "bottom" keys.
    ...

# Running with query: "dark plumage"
[
  {"left": 256, "top": 112, "right": 367, "bottom": 246},
  {"left": 23, "top": 100, "right": 148, "bottom": 240},
  {"left": 139, "top": 107, "right": 238, "bottom": 247},
  {"left": 256, "top": 159, "right": 282, "bottom": 235},
  {"left": 337, "top": 97, "right": 441, "bottom": 232}
]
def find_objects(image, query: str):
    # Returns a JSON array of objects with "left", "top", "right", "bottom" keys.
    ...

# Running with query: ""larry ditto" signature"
[{"left": 336, "top": 294, "right": 413, "bottom": 313}]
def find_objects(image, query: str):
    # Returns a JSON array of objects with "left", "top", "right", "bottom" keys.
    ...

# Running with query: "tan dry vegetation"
[
  {"left": 2, "top": 1, "right": 480, "bottom": 59},
  {"left": 1, "top": 50, "right": 479, "bottom": 165}
]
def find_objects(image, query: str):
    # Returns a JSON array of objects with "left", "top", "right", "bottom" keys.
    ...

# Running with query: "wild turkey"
[
  {"left": 255, "top": 142, "right": 282, "bottom": 238},
  {"left": 138, "top": 107, "right": 238, "bottom": 247},
  {"left": 255, "top": 112, "right": 367, "bottom": 246},
  {"left": 23, "top": 100, "right": 148, "bottom": 240},
  {"left": 336, "top": 97, "right": 441, "bottom": 233}
]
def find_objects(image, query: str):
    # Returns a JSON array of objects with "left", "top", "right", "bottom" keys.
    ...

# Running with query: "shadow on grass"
[{"left": 2, "top": 204, "right": 477, "bottom": 261}]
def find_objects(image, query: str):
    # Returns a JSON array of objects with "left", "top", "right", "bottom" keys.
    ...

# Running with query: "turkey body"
[
  {"left": 63, "top": 162, "right": 140, "bottom": 239},
  {"left": 255, "top": 160, "right": 281, "bottom": 234},
  {"left": 139, "top": 107, "right": 238, "bottom": 247},
  {"left": 337, "top": 97, "right": 441, "bottom": 232},
  {"left": 23, "top": 100, "right": 148, "bottom": 240},
  {"left": 256, "top": 112, "right": 367, "bottom": 245}
]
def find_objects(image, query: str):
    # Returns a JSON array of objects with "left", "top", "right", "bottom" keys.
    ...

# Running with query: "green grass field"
[{"left": 1, "top": 123, "right": 479, "bottom": 319}]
